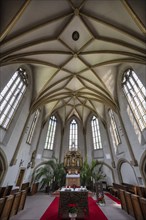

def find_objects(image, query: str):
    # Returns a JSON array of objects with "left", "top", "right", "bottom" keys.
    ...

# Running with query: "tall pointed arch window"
[
  {"left": 109, "top": 109, "right": 121, "bottom": 146},
  {"left": 69, "top": 119, "right": 78, "bottom": 151},
  {"left": 0, "top": 68, "right": 28, "bottom": 129},
  {"left": 26, "top": 109, "right": 40, "bottom": 144},
  {"left": 44, "top": 115, "right": 57, "bottom": 150},
  {"left": 122, "top": 69, "right": 146, "bottom": 130},
  {"left": 91, "top": 116, "right": 102, "bottom": 150}
]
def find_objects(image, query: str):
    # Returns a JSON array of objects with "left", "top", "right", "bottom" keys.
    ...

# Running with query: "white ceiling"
[{"left": 1, "top": 0, "right": 146, "bottom": 126}]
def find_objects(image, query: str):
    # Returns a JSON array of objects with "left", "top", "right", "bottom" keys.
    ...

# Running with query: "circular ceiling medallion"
[{"left": 72, "top": 31, "right": 80, "bottom": 41}]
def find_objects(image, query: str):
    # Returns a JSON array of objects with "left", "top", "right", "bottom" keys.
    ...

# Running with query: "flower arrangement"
[
  {"left": 68, "top": 203, "right": 78, "bottom": 214},
  {"left": 97, "top": 192, "right": 105, "bottom": 205}
]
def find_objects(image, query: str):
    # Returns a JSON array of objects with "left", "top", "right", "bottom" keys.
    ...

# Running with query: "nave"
[{"left": 10, "top": 192, "right": 135, "bottom": 220}]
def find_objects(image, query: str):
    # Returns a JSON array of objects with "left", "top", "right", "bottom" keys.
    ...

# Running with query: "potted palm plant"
[
  {"left": 80, "top": 159, "right": 106, "bottom": 190},
  {"left": 34, "top": 157, "right": 66, "bottom": 193}
]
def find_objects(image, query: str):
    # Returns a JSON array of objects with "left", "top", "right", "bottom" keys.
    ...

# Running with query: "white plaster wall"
[
  {"left": 116, "top": 63, "right": 146, "bottom": 185},
  {"left": 120, "top": 162, "right": 138, "bottom": 185},
  {"left": 0, "top": 64, "right": 33, "bottom": 186},
  {"left": 117, "top": 64, "right": 146, "bottom": 156}
]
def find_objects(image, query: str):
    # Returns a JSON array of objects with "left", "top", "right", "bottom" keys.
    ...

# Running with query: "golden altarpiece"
[{"left": 63, "top": 150, "right": 83, "bottom": 186}]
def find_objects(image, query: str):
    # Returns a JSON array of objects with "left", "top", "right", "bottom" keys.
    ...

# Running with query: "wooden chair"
[
  {"left": 139, "top": 197, "right": 146, "bottom": 220},
  {"left": 119, "top": 189, "right": 128, "bottom": 212},
  {"left": 0, "top": 198, "right": 6, "bottom": 217},
  {"left": 18, "top": 190, "right": 27, "bottom": 211},
  {"left": 58, "top": 191, "right": 88, "bottom": 219},
  {"left": 124, "top": 191, "right": 135, "bottom": 217},
  {"left": 131, "top": 194, "right": 144, "bottom": 220},
  {"left": 0, "top": 195, "right": 14, "bottom": 220},
  {"left": 9, "top": 192, "right": 21, "bottom": 218}
]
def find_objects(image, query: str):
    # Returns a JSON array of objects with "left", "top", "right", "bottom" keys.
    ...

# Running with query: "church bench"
[
  {"left": 18, "top": 190, "right": 27, "bottom": 211},
  {"left": 139, "top": 197, "right": 146, "bottom": 220},
  {"left": 122, "top": 183, "right": 138, "bottom": 195},
  {"left": 0, "top": 194, "right": 14, "bottom": 220},
  {"left": 131, "top": 194, "right": 144, "bottom": 220},
  {"left": 119, "top": 189, "right": 128, "bottom": 213},
  {"left": 9, "top": 192, "right": 21, "bottom": 218},
  {"left": 0, "top": 198, "right": 6, "bottom": 217},
  {"left": 30, "top": 182, "right": 39, "bottom": 195},
  {"left": 124, "top": 191, "right": 135, "bottom": 217},
  {"left": 111, "top": 183, "right": 127, "bottom": 198}
]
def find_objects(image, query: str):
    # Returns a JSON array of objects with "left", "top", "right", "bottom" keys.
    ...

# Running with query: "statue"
[{"left": 71, "top": 156, "right": 76, "bottom": 166}]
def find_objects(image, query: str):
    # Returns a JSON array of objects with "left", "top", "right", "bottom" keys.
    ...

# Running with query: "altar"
[
  {"left": 66, "top": 174, "right": 80, "bottom": 186},
  {"left": 63, "top": 150, "right": 83, "bottom": 187}
]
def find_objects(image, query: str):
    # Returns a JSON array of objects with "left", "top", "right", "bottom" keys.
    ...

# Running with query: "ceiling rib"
[{"left": 0, "top": 0, "right": 31, "bottom": 42}]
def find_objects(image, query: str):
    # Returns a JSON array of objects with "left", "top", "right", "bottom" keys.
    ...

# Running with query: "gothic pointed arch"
[
  {"left": 117, "top": 158, "right": 138, "bottom": 184},
  {"left": 101, "top": 161, "right": 115, "bottom": 183},
  {"left": 139, "top": 151, "right": 146, "bottom": 186},
  {"left": 0, "top": 147, "right": 8, "bottom": 185}
]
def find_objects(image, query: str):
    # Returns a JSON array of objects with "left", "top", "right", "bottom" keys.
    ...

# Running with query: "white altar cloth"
[{"left": 66, "top": 174, "right": 80, "bottom": 178}]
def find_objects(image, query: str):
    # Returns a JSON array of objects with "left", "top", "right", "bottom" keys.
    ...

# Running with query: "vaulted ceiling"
[{"left": 1, "top": 0, "right": 146, "bottom": 126}]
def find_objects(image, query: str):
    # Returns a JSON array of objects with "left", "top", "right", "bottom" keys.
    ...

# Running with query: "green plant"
[
  {"left": 34, "top": 165, "right": 53, "bottom": 189},
  {"left": 68, "top": 204, "right": 78, "bottom": 213},
  {"left": 80, "top": 158, "right": 106, "bottom": 188},
  {"left": 34, "top": 157, "right": 66, "bottom": 191}
]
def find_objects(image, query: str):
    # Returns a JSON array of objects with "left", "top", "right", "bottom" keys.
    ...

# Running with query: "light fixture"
[{"left": 72, "top": 31, "right": 79, "bottom": 41}]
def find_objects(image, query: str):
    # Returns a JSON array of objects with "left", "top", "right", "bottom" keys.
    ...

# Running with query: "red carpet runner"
[
  {"left": 40, "top": 197, "right": 108, "bottom": 220},
  {"left": 105, "top": 193, "right": 121, "bottom": 204}
]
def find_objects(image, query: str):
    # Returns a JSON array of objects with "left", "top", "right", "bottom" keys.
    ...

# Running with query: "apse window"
[
  {"left": 44, "top": 115, "right": 57, "bottom": 150},
  {"left": 69, "top": 119, "right": 78, "bottom": 151},
  {"left": 109, "top": 109, "right": 121, "bottom": 147},
  {"left": 122, "top": 69, "right": 146, "bottom": 130},
  {"left": 26, "top": 109, "right": 40, "bottom": 144},
  {"left": 91, "top": 116, "right": 103, "bottom": 150},
  {"left": 0, "top": 68, "right": 28, "bottom": 129}
]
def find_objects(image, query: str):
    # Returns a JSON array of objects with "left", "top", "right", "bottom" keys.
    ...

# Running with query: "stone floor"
[{"left": 10, "top": 192, "right": 135, "bottom": 220}]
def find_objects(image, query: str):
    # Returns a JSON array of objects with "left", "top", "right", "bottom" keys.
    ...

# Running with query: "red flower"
[
  {"left": 68, "top": 204, "right": 76, "bottom": 207},
  {"left": 68, "top": 204, "right": 78, "bottom": 213}
]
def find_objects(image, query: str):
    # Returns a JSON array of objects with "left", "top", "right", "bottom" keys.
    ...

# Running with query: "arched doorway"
[{"left": 0, "top": 148, "right": 8, "bottom": 185}]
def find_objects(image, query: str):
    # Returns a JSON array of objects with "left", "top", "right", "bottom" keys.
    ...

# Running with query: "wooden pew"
[
  {"left": 139, "top": 197, "right": 146, "bottom": 220},
  {"left": 124, "top": 191, "right": 135, "bottom": 217},
  {"left": 18, "top": 190, "right": 27, "bottom": 211},
  {"left": 119, "top": 189, "right": 128, "bottom": 213},
  {"left": 31, "top": 182, "right": 39, "bottom": 195},
  {"left": 122, "top": 183, "right": 137, "bottom": 194},
  {"left": 131, "top": 194, "right": 144, "bottom": 220},
  {"left": 0, "top": 187, "right": 6, "bottom": 198},
  {"left": 0, "top": 195, "right": 14, "bottom": 220},
  {"left": 112, "top": 183, "right": 127, "bottom": 199},
  {"left": 9, "top": 192, "right": 21, "bottom": 218},
  {"left": 0, "top": 198, "right": 6, "bottom": 217},
  {"left": 139, "top": 187, "right": 146, "bottom": 198}
]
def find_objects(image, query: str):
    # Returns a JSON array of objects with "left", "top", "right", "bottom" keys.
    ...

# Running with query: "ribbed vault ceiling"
[{"left": 0, "top": 0, "right": 146, "bottom": 126}]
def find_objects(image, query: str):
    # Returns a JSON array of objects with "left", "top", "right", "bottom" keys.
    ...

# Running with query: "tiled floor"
[{"left": 10, "top": 192, "right": 135, "bottom": 220}]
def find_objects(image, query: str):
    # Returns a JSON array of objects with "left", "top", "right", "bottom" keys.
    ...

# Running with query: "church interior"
[{"left": 0, "top": 0, "right": 146, "bottom": 220}]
